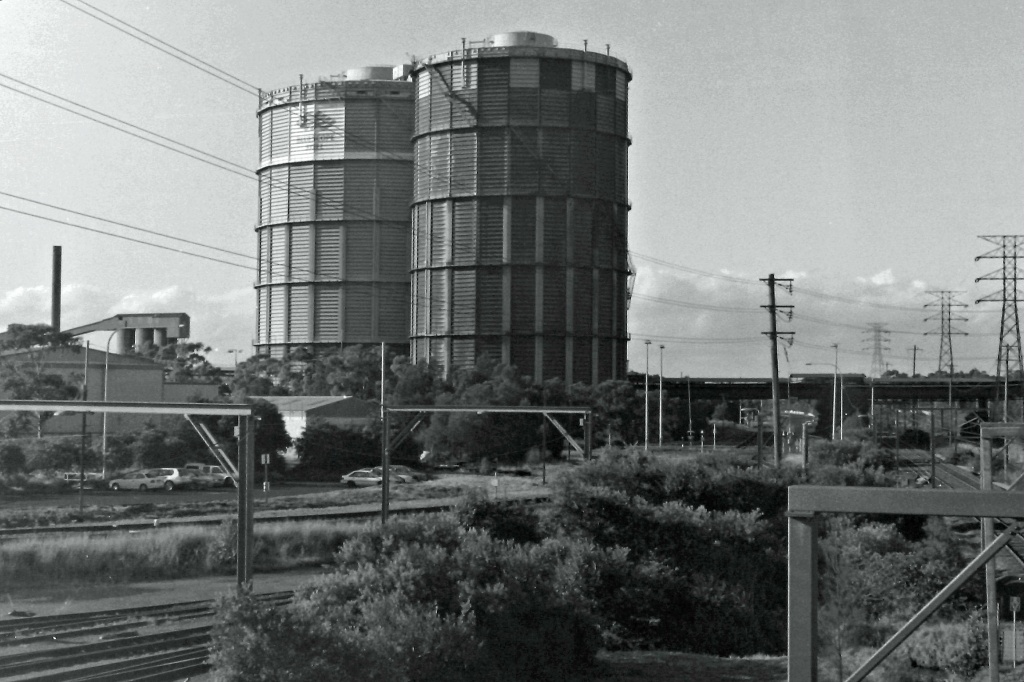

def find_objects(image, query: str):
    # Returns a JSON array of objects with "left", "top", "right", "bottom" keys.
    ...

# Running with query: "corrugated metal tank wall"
[
  {"left": 409, "top": 34, "right": 630, "bottom": 384},
  {"left": 254, "top": 71, "right": 414, "bottom": 358}
]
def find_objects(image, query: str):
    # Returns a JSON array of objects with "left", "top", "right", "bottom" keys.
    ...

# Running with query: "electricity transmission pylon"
[
  {"left": 975, "top": 235, "right": 1024, "bottom": 379},
  {"left": 924, "top": 291, "right": 968, "bottom": 376},
  {"left": 863, "top": 323, "right": 891, "bottom": 377}
]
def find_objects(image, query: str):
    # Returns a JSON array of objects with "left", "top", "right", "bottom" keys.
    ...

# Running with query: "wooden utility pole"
[{"left": 761, "top": 274, "right": 793, "bottom": 466}]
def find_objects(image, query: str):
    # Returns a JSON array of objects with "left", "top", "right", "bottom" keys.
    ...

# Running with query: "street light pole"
[
  {"left": 658, "top": 344, "right": 664, "bottom": 448},
  {"left": 101, "top": 330, "right": 118, "bottom": 478},
  {"left": 644, "top": 340, "right": 651, "bottom": 451}
]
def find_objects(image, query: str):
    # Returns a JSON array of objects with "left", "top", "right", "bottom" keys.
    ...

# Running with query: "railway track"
[{"left": 0, "top": 591, "right": 292, "bottom": 681}]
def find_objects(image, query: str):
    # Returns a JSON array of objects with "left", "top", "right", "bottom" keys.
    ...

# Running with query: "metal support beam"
[
  {"left": 236, "top": 415, "right": 254, "bottom": 591},
  {"left": 788, "top": 512, "right": 818, "bottom": 682}
]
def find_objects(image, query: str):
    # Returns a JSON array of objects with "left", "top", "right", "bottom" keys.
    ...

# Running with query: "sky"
[{"left": 0, "top": 0, "right": 1021, "bottom": 377}]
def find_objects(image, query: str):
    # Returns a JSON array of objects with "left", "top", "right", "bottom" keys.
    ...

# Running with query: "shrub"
[
  {"left": 0, "top": 443, "right": 26, "bottom": 474},
  {"left": 453, "top": 488, "right": 541, "bottom": 544},
  {"left": 214, "top": 516, "right": 606, "bottom": 681},
  {"left": 900, "top": 611, "right": 987, "bottom": 677}
]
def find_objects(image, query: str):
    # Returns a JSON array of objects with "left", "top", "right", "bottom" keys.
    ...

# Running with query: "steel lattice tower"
[
  {"left": 975, "top": 236, "right": 1024, "bottom": 378},
  {"left": 863, "top": 323, "right": 891, "bottom": 377},
  {"left": 924, "top": 291, "right": 968, "bottom": 375}
]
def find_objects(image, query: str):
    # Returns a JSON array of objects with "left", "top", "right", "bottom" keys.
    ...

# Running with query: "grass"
[{"left": 0, "top": 519, "right": 363, "bottom": 587}]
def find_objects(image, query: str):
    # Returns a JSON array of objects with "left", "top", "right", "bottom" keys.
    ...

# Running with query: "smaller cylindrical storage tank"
[
  {"left": 409, "top": 33, "right": 631, "bottom": 385},
  {"left": 254, "top": 68, "right": 415, "bottom": 358}
]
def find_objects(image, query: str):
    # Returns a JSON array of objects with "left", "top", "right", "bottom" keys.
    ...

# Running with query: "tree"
[
  {"left": 294, "top": 420, "right": 378, "bottom": 477},
  {"left": 252, "top": 399, "right": 291, "bottom": 473},
  {"left": 0, "top": 323, "right": 82, "bottom": 437},
  {"left": 133, "top": 341, "right": 221, "bottom": 383},
  {"left": 230, "top": 355, "right": 295, "bottom": 398},
  {"left": 0, "top": 442, "right": 26, "bottom": 475}
]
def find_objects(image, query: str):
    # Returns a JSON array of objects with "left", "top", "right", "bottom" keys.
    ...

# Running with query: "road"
[{"left": 0, "top": 481, "right": 339, "bottom": 510}]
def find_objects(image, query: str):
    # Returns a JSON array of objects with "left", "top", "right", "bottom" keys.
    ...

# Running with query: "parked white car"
[
  {"left": 341, "top": 468, "right": 399, "bottom": 487},
  {"left": 108, "top": 468, "right": 199, "bottom": 492}
]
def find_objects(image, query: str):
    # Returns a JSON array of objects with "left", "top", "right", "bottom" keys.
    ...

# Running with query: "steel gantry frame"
[
  {"left": 788, "top": 423, "right": 1024, "bottom": 681},
  {"left": 0, "top": 400, "right": 256, "bottom": 589},
  {"left": 380, "top": 405, "right": 593, "bottom": 523}
]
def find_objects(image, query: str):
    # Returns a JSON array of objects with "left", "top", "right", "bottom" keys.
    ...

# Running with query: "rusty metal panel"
[
  {"left": 543, "top": 198, "right": 567, "bottom": 264},
  {"left": 451, "top": 61, "right": 477, "bottom": 90},
  {"left": 311, "top": 100, "right": 345, "bottom": 159},
  {"left": 377, "top": 161, "right": 412, "bottom": 221},
  {"left": 593, "top": 202, "right": 614, "bottom": 267},
  {"left": 478, "top": 58, "right": 509, "bottom": 125},
  {"left": 413, "top": 204, "right": 429, "bottom": 268},
  {"left": 377, "top": 100, "right": 411, "bottom": 154},
  {"left": 413, "top": 138, "right": 430, "bottom": 201},
  {"left": 428, "top": 134, "right": 451, "bottom": 197},
  {"left": 615, "top": 140, "right": 628, "bottom": 203},
  {"left": 477, "top": 267, "right": 503, "bottom": 334},
  {"left": 412, "top": 270, "right": 428, "bottom": 335},
  {"left": 510, "top": 336, "right": 533, "bottom": 375},
  {"left": 450, "top": 132, "right": 477, "bottom": 196},
  {"left": 571, "top": 129, "right": 597, "bottom": 196},
  {"left": 478, "top": 129, "right": 507, "bottom": 194},
  {"left": 316, "top": 165, "right": 344, "bottom": 220},
  {"left": 596, "top": 94, "right": 615, "bottom": 133},
  {"left": 542, "top": 336, "right": 566, "bottom": 380},
  {"left": 287, "top": 164, "right": 314, "bottom": 222},
  {"left": 509, "top": 58, "right": 539, "bottom": 88},
  {"left": 570, "top": 91, "right": 596, "bottom": 132},
  {"left": 429, "top": 270, "right": 448, "bottom": 334},
  {"left": 614, "top": 99, "right": 628, "bottom": 137},
  {"left": 290, "top": 224, "right": 312, "bottom": 280},
  {"left": 509, "top": 87, "right": 539, "bottom": 124},
  {"left": 510, "top": 197, "right": 535, "bottom": 263},
  {"left": 451, "top": 337, "right": 476, "bottom": 367},
  {"left": 597, "top": 140, "right": 617, "bottom": 199},
  {"left": 270, "top": 227, "right": 288, "bottom": 283},
  {"left": 573, "top": 336, "right": 592, "bottom": 385},
  {"left": 540, "top": 58, "right": 571, "bottom": 90},
  {"left": 572, "top": 268, "right": 592, "bottom": 334},
  {"left": 539, "top": 128, "right": 571, "bottom": 194},
  {"left": 452, "top": 200, "right": 478, "bottom": 266},
  {"left": 615, "top": 70, "right": 627, "bottom": 101},
  {"left": 342, "top": 99, "right": 376, "bottom": 152},
  {"left": 314, "top": 224, "right": 341, "bottom": 279},
  {"left": 257, "top": 288, "right": 268, "bottom": 343},
  {"left": 269, "top": 107, "right": 291, "bottom": 163},
  {"left": 452, "top": 270, "right": 476, "bottom": 334},
  {"left": 345, "top": 223, "right": 375, "bottom": 279},
  {"left": 543, "top": 267, "right": 566, "bottom": 333},
  {"left": 430, "top": 202, "right": 449, "bottom": 266},
  {"left": 511, "top": 266, "right": 534, "bottom": 332},
  {"left": 289, "top": 286, "right": 311, "bottom": 341},
  {"left": 257, "top": 228, "right": 269, "bottom": 284},
  {"left": 509, "top": 128, "right": 538, "bottom": 194},
  {"left": 450, "top": 88, "right": 477, "bottom": 129},
  {"left": 344, "top": 283, "right": 373, "bottom": 338},
  {"left": 478, "top": 197, "right": 504, "bottom": 265},
  {"left": 597, "top": 337, "right": 612, "bottom": 380},
  {"left": 540, "top": 90, "right": 570, "bottom": 127},
  {"left": 415, "top": 72, "right": 431, "bottom": 135},
  {"left": 343, "top": 162, "right": 375, "bottom": 219},
  {"left": 597, "top": 270, "right": 613, "bottom": 334},
  {"left": 571, "top": 61, "right": 583, "bottom": 91},
  {"left": 582, "top": 62, "right": 596, "bottom": 91},
  {"left": 377, "top": 282, "right": 409, "bottom": 338},
  {"left": 429, "top": 338, "right": 447, "bottom": 366},
  {"left": 259, "top": 111, "right": 273, "bottom": 166},
  {"left": 429, "top": 82, "right": 451, "bottom": 132},
  {"left": 269, "top": 287, "right": 286, "bottom": 343},
  {"left": 572, "top": 200, "right": 593, "bottom": 266},
  {"left": 379, "top": 224, "right": 410, "bottom": 280}
]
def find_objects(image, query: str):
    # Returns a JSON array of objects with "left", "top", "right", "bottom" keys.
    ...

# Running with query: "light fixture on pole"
[
  {"left": 658, "top": 344, "right": 664, "bottom": 447},
  {"left": 806, "top": 346, "right": 840, "bottom": 441},
  {"left": 644, "top": 340, "right": 651, "bottom": 451},
  {"left": 226, "top": 349, "right": 244, "bottom": 369}
]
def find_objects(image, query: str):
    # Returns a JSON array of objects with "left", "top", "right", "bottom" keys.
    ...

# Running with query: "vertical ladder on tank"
[{"left": 184, "top": 414, "right": 240, "bottom": 484}]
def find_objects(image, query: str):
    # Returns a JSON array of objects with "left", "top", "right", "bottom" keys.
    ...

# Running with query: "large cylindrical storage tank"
[
  {"left": 409, "top": 32, "right": 631, "bottom": 384},
  {"left": 255, "top": 68, "right": 414, "bottom": 358}
]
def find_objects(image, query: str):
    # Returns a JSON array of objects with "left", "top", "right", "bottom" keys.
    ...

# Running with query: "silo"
[
  {"left": 254, "top": 67, "right": 414, "bottom": 358},
  {"left": 409, "top": 32, "right": 631, "bottom": 384}
]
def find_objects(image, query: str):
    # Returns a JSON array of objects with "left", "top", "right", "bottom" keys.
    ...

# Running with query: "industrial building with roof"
[{"left": 254, "top": 32, "right": 631, "bottom": 386}]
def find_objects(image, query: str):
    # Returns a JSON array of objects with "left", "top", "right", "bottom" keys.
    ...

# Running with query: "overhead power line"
[{"left": 58, "top": 0, "right": 259, "bottom": 96}]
